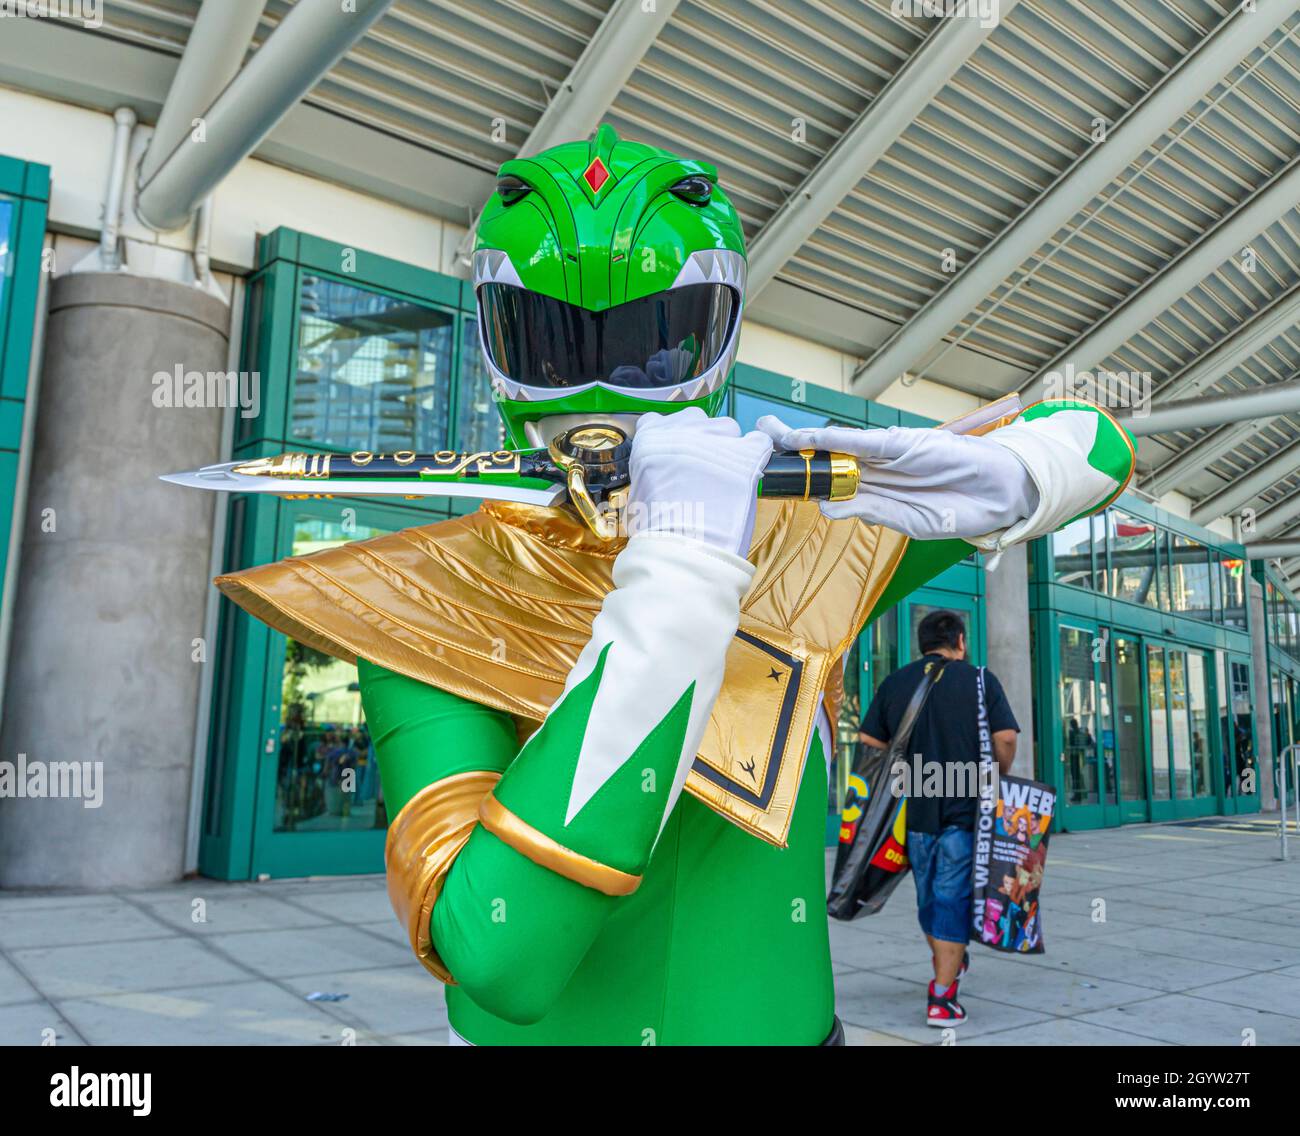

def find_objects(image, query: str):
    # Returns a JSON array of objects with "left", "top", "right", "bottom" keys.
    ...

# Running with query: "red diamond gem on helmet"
[{"left": 583, "top": 157, "right": 610, "bottom": 192}]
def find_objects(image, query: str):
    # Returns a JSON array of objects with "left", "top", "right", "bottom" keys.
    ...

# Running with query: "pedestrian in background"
[{"left": 859, "top": 610, "right": 1019, "bottom": 1026}]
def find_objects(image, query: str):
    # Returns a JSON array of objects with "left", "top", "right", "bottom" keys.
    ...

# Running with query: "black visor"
[{"left": 478, "top": 283, "right": 737, "bottom": 390}]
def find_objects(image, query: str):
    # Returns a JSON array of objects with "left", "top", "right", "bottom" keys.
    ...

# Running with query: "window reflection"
[
  {"left": 1059, "top": 626, "right": 1098, "bottom": 805},
  {"left": 1169, "top": 535, "right": 1211, "bottom": 619},
  {"left": 1109, "top": 512, "right": 1158, "bottom": 606},
  {"left": 457, "top": 317, "right": 505, "bottom": 452},
  {"left": 732, "top": 391, "right": 847, "bottom": 434},
  {"left": 275, "top": 515, "right": 389, "bottom": 834},
  {"left": 0, "top": 198, "right": 12, "bottom": 314},
  {"left": 293, "top": 275, "right": 453, "bottom": 453},
  {"left": 1218, "top": 556, "right": 1247, "bottom": 628},
  {"left": 1147, "top": 645, "right": 1170, "bottom": 800},
  {"left": 1051, "top": 516, "right": 1092, "bottom": 589}
]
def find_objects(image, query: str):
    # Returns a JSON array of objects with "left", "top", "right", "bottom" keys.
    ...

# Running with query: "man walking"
[{"left": 860, "top": 610, "right": 1019, "bottom": 1027}]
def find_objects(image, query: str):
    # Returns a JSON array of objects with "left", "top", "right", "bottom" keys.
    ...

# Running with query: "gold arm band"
[
  {"left": 384, "top": 770, "right": 501, "bottom": 984},
  {"left": 477, "top": 793, "right": 642, "bottom": 897}
]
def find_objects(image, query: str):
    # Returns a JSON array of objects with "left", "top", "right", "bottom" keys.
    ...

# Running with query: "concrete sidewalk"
[{"left": 1, "top": 817, "right": 1297, "bottom": 1045}]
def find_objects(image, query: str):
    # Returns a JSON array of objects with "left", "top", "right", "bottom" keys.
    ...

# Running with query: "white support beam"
[
  {"left": 850, "top": 4, "right": 1299, "bottom": 399},
  {"left": 519, "top": 0, "right": 681, "bottom": 158},
  {"left": 1123, "top": 381, "right": 1300, "bottom": 436},
  {"left": 1255, "top": 489, "right": 1300, "bottom": 537},
  {"left": 745, "top": 6, "right": 1014, "bottom": 298},
  {"left": 1245, "top": 539, "right": 1300, "bottom": 560},
  {"left": 1191, "top": 436, "right": 1300, "bottom": 525},
  {"left": 137, "top": 0, "right": 395, "bottom": 231},
  {"left": 1143, "top": 417, "right": 1265, "bottom": 496},
  {"left": 1150, "top": 280, "right": 1300, "bottom": 404},
  {"left": 453, "top": 0, "right": 680, "bottom": 267},
  {"left": 138, "top": 0, "right": 267, "bottom": 186},
  {"left": 1021, "top": 154, "right": 1300, "bottom": 403}
]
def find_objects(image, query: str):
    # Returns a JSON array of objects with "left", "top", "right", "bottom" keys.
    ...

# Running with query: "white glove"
[
  {"left": 755, "top": 416, "right": 1038, "bottom": 542},
  {"left": 628, "top": 408, "right": 773, "bottom": 556}
]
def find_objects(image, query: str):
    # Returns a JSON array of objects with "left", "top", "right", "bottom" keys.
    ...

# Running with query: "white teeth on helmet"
[
  {"left": 670, "top": 249, "right": 746, "bottom": 293},
  {"left": 473, "top": 248, "right": 524, "bottom": 288}
]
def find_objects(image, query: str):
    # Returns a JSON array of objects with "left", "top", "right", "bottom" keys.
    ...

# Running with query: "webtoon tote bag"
[{"left": 971, "top": 666, "right": 1055, "bottom": 954}]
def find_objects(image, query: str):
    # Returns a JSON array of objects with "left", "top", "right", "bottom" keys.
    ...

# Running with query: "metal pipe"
[
  {"left": 194, "top": 196, "right": 214, "bottom": 291},
  {"left": 139, "top": 0, "right": 267, "bottom": 186},
  {"left": 1244, "top": 540, "right": 1300, "bottom": 560},
  {"left": 746, "top": 4, "right": 1015, "bottom": 298},
  {"left": 102, "top": 107, "right": 136, "bottom": 270},
  {"left": 850, "top": 3, "right": 1299, "bottom": 398},
  {"left": 1123, "top": 381, "right": 1300, "bottom": 436},
  {"left": 1191, "top": 436, "right": 1300, "bottom": 524},
  {"left": 137, "top": 0, "right": 395, "bottom": 231},
  {"left": 0, "top": 234, "right": 53, "bottom": 732}
]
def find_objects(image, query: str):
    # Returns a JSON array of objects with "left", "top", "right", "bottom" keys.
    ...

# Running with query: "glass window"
[
  {"left": 1167, "top": 650, "right": 1192, "bottom": 799},
  {"left": 1109, "top": 511, "right": 1158, "bottom": 607},
  {"left": 867, "top": 606, "right": 897, "bottom": 700},
  {"left": 1059, "top": 626, "right": 1098, "bottom": 805},
  {"left": 1113, "top": 636, "right": 1143, "bottom": 802},
  {"left": 275, "top": 514, "right": 390, "bottom": 834},
  {"left": 1170, "top": 535, "right": 1212, "bottom": 620},
  {"left": 733, "top": 391, "right": 848, "bottom": 434},
  {"left": 1098, "top": 631, "right": 1117, "bottom": 803},
  {"left": 1187, "top": 652, "right": 1211, "bottom": 798},
  {"left": 1051, "top": 516, "right": 1093, "bottom": 589},
  {"left": 1091, "top": 515, "right": 1109, "bottom": 593},
  {"left": 908, "top": 603, "right": 972, "bottom": 661},
  {"left": 456, "top": 316, "right": 506, "bottom": 452},
  {"left": 1147, "top": 645, "right": 1170, "bottom": 800},
  {"left": 831, "top": 640, "right": 860, "bottom": 818},
  {"left": 0, "top": 197, "right": 13, "bottom": 313},
  {"left": 1219, "top": 556, "right": 1247, "bottom": 628},
  {"left": 1152, "top": 528, "right": 1170, "bottom": 610},
  {"left": 292, "top": 275, "right": 454, "bottom": 453},
  {"left": 1230, "top": 659, "right": 1255, "bottom": 796}
]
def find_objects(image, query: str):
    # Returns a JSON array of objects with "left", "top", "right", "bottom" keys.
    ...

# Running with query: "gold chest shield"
[{"left": 216, "top": 499, "right": 909, "bottom": 846}]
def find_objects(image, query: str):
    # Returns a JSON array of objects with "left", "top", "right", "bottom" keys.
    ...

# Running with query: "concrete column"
[
  {"left": 984, "top": 543, "right": 1035, "bottom": 779},
  {"left": 0, "top": 273, "right": 228, "bottom": 888},
  {"left": 1249, "top": 577, "right": 1278, "bottom": 812}
]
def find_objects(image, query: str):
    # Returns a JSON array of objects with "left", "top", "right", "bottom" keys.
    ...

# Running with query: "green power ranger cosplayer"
[{"left": 215, "top": 125, "right": 1135, "bottom": 1046}]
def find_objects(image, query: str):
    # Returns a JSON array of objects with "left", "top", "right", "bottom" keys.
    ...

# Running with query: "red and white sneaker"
[
  {"left": 926, "top": 979, "right": 967, "bottom": 1027},
  {"left": 958, "top": 950, "right": 970, "bottom": 980}
]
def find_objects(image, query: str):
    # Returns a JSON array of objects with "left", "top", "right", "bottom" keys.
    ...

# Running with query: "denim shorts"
[{"left": 908, "top": 826, "right": 974, "bottom": 945}]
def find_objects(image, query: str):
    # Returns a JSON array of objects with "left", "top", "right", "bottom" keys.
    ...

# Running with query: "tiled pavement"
[{"left": 1, "top": 816, "right": 1298, "bottom": 1045}]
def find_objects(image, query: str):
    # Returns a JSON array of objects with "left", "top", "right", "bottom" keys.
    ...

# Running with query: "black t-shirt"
[{"left": 860, "top": 654, "right": 1019, "bottom": 835}]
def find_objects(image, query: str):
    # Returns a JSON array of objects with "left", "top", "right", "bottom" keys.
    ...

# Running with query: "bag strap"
[{"left": 888, "top": 657, "right": 948, "bottom": 758}]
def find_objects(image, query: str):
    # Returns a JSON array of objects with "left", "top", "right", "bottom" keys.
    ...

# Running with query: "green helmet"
[{"left": 473, "top": 124, "right": 747, "bottom": 449}]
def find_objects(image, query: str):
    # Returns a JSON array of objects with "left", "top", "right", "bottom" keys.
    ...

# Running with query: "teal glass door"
[
  {"left": 247, "top": 499, "right": 443, "bottom": 878},
  {"left": 1111, "top": 633, "right": 1149, "bottom": 823}
]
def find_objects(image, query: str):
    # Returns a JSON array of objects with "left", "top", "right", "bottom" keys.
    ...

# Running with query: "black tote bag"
[{"left": 827, "top": 658, "right": 947, "bottom": 921}]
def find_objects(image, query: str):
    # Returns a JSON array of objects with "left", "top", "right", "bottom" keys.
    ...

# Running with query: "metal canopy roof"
[{"left": 58, "top": 1, "right": 1300, "bottom": 538}]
